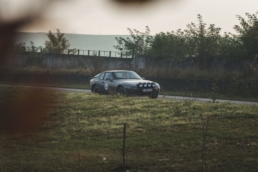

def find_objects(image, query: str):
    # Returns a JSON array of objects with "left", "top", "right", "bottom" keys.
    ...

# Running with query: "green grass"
[
  {"left": 160, "top": 90, "right": 258, "bottom": 102},
  {"left": 2, "top": 81, "right": 258, "bottom": 102},
  {"left": 0, "top": 86, "right": 258, "bottom": 171},
  {"left": 0, "top": 81, "right": 90, "bottom": 90},
  {"left": 6, "top": 67, "right": 93, "bottom": 75}
]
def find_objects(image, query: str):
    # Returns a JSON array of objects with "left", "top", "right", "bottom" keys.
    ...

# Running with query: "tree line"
[
  {"left": 12, "top": 12, "right": 258, "bottom": 60},
  {"left": 13, "top": 29, "right": 71, "bottom": 54},
  {"left": 114, "top": 12, "right": 258, "bottom": 60}
]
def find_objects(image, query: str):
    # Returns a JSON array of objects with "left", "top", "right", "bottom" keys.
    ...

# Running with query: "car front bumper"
[{"left": 125, "top": 87, "right": 160, "bottom": 96}]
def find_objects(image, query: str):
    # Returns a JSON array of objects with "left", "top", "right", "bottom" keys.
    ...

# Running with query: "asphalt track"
[{"left": 1, "top": 84, "right": 258, "bottom": 105}]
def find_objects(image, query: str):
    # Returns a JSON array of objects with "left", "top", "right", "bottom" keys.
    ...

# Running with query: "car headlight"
[
  {"left": 147, "top": 83, "right": 151, "bottom": 87},
  {"left": 139, "top": 83, "right": 143, "bottom": 87},
  {"left": 143, "top": 83, "right": 147, "bottom": 87},
  {"left": 152, "top": 83, "right": 156, "bottom": 87}
]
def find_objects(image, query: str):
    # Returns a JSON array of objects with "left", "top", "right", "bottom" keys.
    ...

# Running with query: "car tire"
[
  {"left": 149, "top": 90, "right": 159, "bottom": 99},
  {"left": 117, "top": 86, "right": 126, "bottom": 96},
  {"left": 92, "top": 86, "right": 98, "bottom": 93}
]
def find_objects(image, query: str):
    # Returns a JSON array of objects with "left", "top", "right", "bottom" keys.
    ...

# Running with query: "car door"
[
  {"left": 97, "top": 73, "right": 105, "bottom": 93},
  {"left": 101, "top": 72, "right": 116, "bottom": 94}
]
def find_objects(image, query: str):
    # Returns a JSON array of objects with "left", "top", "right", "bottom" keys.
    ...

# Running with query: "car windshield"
[{"left": 113, "top": 71, "right": 142, "bottom": 80}]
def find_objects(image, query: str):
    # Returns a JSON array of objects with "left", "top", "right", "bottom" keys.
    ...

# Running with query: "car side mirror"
[{"left": 142, "top": 77, "right": 145, "bottom": 80}]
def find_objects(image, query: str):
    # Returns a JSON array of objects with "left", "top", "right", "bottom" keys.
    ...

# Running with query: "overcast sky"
[{"left": 1, "top": 0, "right": 257, "bottom": 35}]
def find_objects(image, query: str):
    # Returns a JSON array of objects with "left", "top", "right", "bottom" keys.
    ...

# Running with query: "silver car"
[{"left": 90, "top": 70, "right": 160, "bottom": 98}]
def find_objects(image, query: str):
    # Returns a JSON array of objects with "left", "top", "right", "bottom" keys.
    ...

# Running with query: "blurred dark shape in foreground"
[
  {"left": 111, "top": 0, "right": 155, "bottom": 4},
  {"left": 0, "top": 18, "right": 33, "bottom": 71},
  {"left": 109, "top": 0, "right": 158, "bottom": 8},
  {"left": 0, "top": 0, "right": 58, "bottom": 135},
  {"left": 110, "top": 0, "right": 179, "bottom": 6},
  {"left": 108, "top": 0, "right": 182, "bottom": 11},
  {"left": 0, "top": 88, "right": 57, "bottom": 134}
]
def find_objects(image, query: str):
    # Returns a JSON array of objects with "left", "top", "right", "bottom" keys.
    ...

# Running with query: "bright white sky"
[{"left": 1, "top": 0, "right": 257, "bottom": 35}]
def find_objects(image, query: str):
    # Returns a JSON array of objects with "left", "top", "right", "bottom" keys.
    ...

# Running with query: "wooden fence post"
[{"left": 123, "top": 123, "right": 126, "bottom": 166}]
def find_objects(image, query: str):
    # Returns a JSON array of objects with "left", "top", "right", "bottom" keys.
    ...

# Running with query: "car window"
[
  {"left": 104, "top": 72, "right": 112, "bottom": 80},
  {"left": 113, "top": 71, "right": 142, "bottom": 79},
  {"left": 99, "top": 73, "right": 105, "bottom": 80}
]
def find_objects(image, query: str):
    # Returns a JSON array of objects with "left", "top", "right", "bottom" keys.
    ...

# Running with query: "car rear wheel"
[{"left": 117, "top": 86, "right": 126, "bottom": 96}]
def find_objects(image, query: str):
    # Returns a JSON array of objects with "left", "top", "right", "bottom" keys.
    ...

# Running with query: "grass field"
[{"left": 0, "top": 86, "right": 258, "bottom": 172}]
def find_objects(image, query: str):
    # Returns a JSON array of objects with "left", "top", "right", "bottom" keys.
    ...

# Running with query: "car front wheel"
[
  {"left": 117, "top": 86, "right": 126, "bottom": 96},
  {"left": 149, "top": 90, "right": 159, "bottom": 99},
  {"left": 92, "top": 86, "right": 98, "bottom": 93}
]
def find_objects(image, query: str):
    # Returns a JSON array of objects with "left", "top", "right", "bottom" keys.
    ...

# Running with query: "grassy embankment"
[
  {"left": 0, "top": 86, "right": 258, "bottom": 171},
  {"left": 8, "top": 66, "right": 258, "bottom": 81}
]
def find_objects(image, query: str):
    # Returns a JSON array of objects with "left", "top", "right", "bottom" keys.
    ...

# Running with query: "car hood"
[{"left": 119, "top": 79, "right": 154, "bottom": 85}]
